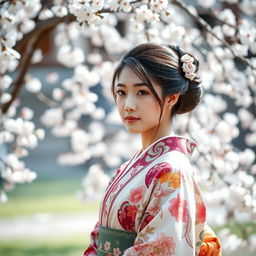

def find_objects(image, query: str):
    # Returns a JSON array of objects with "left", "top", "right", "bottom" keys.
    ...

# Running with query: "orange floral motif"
[
  {"left": 160, "top": 172, "right": 180, "bottom": 189},
  {"left": 199, "top": 231, "right": 222, "bottom": 256}
]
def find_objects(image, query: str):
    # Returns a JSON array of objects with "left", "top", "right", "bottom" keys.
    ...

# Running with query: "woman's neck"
[{"left": 140, "top": 126, "right": 173, "bottom": 151}]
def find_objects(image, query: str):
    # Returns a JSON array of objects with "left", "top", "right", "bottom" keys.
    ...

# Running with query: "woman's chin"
[{"left": 125, "top": 127, "right": 141, "bottom": 134}]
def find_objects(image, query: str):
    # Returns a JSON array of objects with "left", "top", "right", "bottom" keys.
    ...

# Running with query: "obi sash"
[
  {"left": 97, "top": 225, "right": 222, "bottom": 256},
  {"left": 97, "top": 225, "right": 136, "bottom": 255}
]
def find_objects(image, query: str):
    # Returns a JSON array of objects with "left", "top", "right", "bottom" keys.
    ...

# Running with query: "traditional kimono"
[{"left": 84, "top": 135, "right": 221, "bottom": 256}]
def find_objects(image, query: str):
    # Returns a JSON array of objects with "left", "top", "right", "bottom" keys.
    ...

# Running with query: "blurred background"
[{"left": 0, "top": 66, "right": 100, "bottom": 256}]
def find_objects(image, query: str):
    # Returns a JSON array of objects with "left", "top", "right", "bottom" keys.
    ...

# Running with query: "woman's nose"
[{"left": 124, "top": 96, "right": 136, "bottom": 112}]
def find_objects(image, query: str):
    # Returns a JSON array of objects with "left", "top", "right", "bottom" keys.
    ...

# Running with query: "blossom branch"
[
  {"left": 2, "top": 15, "right": 75, "bottom": 114},
  {"left": 172, "top": 0, "right": 255, "bottom": 70},
  {"left": 197, "top": 8, "right": 237, "bottom": 29}
]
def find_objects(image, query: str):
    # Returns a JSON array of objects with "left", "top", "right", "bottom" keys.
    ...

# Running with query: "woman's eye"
[
  {"left": 116, "top": 90, "right": 125, "bottom": 96},
  {"left": 137, "top": 90, "right": 149, "bottom": 96}
]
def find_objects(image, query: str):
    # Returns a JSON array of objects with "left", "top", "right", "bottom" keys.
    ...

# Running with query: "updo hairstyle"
[{"left": 111, "top": 43, "right": 203, "bottom": 119}]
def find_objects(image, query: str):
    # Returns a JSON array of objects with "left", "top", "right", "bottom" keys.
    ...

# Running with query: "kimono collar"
[{"left": 136, "top": 135, "right": 197, "bottom": 161}]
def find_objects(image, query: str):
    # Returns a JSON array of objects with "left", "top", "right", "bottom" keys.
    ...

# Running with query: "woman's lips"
[{"left": 124, "top": 116, "right": 140, "bottom": 122}]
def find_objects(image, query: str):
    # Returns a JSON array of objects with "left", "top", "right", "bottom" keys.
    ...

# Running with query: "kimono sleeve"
[
  {"left": 124, "top": 161, "right": 206, "bottom": 256},
  {"left": 83, "top": 221, "right": 99, "bottom": 256},
  {"left": 84, "top": 161, "right": 129, "bottom": 255}
]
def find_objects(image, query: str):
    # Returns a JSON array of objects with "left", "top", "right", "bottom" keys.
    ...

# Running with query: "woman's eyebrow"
[{"left": 116, "top": 82, "right": 148, "bottom": 87}]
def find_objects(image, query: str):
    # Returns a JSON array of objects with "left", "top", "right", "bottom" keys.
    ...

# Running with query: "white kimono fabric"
[{"left": 84, "top": 135, "right": 206, "bottom": 256}]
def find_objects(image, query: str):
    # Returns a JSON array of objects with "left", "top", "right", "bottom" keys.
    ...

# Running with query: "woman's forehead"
[
  {"left": 117, "top": 66, "right": 143, "bottom": 84},
  {"left": 116, "top": 66, "right": 162, "bottom": 94}
]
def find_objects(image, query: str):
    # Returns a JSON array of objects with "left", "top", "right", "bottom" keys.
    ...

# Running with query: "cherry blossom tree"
[{"left": 0, "top": 0, "right": 255, "bottom": 254}]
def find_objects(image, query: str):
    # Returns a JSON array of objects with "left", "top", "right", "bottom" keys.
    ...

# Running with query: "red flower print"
[
  {"left": 127, "top": 205, "right": 138, "bottom": 222},
  {"left": 83, "top": 246, "right": 96, "bottom": 255},
  {"left": 128, "top": 185, "right": 146, "bottom": 204},
  {"left": 104, "top": 241, "right": 111, "bottom": 251},
  {"left": 154, "top": 185, "right": 172, "bottom": 199},
  {"left": 117, "top": 201, "right": 136, "bottom": 232},
  {"left": 146, "top": 215, "right": 154, "bottom": 223},
  {"left": 148, "top": 199, "right": 161, "bottom": 215},
  {"left": 196, "top": 202, "right": 206, "bottom": 224},
  {"left": 155, "top": 233, "right": 176, "bottom": 255},
  {"left": 168, "top": 193, "right": 189, "bottom": 222},
  {"left": 133, "top": 233, "right": 176, "bottom": 256},
  {"left": 139, "top": 212, "right": 155, "bottom": 231},
  {"left": 134, "top": 243, "right": 153, "bottom": 255},
  {"left": 113, "top": 247, "right": 121, "bottom": 256}
]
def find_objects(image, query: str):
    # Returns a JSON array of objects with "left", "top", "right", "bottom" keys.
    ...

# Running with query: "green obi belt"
[{"left": 97, "top": 225, "right": 137, "bottom": 255}]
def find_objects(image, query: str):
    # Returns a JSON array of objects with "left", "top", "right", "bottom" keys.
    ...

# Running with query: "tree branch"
[
  {"left": 1, "top": 15, "right": 75, "bottom": 114},
  {"left": 197, "top": 7, "right": 237, "bottom": 29},
  {"left": 172, "top": 0, "right": 255, "bottom": 70}
]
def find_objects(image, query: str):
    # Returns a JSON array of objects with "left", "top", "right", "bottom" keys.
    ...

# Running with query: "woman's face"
[{"left": 115, "top": 66, "right": 167, "bottom": 136}]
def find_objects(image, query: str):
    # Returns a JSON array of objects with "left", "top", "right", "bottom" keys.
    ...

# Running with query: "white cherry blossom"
[
  {"left": 81, "top": 164, "right": 110, "bottom": 200},
  {"left": 71, "top": 129, "right": 90, "bottom": 153},
  {"left": 197, "top": 0, "right": 216, "bottom": 8},
  {"left": 46, "top": 72, "right": 59, "bottom": 84},
  {"left": 38, "top": 8, "right": 54, "bottom": 20},
  {"left": 20, "top": 19, "right": 36, "bottom": 34},
  {"left": 31, "top": 49, "right": 43, "bottom": 64},
  {"left": 25, "top": 74, "right": 42, "bottom": 93},
  {"left": 0, "top": 93, "right": 12, "bottom": 104},
  {"left": 40, "top": 108, "right": 63, "bottom": 127},
  {"left": 0, "top": 191, "right": 8, "bottom": 203},
  {"left": 51, "top": 5, "right": 68, "bottom": 17},
  {"left": 240, "top": 0, "right": 256, "bottom": 16},
  {"left": 120, "top": 0, "right": 132, "bottom": 13},
  {"left": 20, "top": 107, "right": 34, "bottom": 120},
  {"left": 34, "top": 129, "right": 45, "bottom": 140},
  {"left": 52, "top": 88, "right": 65, "bottom": 101},
  {"left": 57, "top": 45, "right": 85, "bottom": 68},
  {"left": 109, "top": 0, "right": 120, "bottom": 12},
  {"left": 135, "top": 5, "right": 155, "bottom": 23},
  {"left": 70, "top": 3, "right": 95, "bottom": 23},
  {"left": 91, "top": 0, "right": 105, "bottom": 11}
]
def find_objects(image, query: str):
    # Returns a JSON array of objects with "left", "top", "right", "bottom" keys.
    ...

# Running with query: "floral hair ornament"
[{"left": 180, "top": 54, "right": 197, "bottom": 81}]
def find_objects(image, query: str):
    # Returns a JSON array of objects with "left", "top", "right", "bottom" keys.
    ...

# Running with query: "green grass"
[
  {"left": 0, "top": 178, "right": 99, "bottom": 217},
  {"left": 1, "top": 177, "right": 256, "bottom": 256},
  {"left": 215, "top": 221, "right": 256, "bottom": 239},
  {"left": 0, "top": 235, "right": 89, "bottom": 256}
]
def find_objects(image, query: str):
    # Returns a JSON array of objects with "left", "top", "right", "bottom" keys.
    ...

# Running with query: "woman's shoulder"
[
  {"left": 144, "top": 149, "right": 195, "bottom": 187},
  {"left": 165, "top": 135, "right": 197, "bottom": 158}
]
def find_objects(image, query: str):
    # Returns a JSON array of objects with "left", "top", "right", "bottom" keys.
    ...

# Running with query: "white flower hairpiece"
[{"left": 180, "top": 54, "right": 197, "bottom": 81}]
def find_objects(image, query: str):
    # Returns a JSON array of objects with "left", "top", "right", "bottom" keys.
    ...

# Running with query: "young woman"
[{"left": 84, "top": 43, "right": 222, "bottom": 256}]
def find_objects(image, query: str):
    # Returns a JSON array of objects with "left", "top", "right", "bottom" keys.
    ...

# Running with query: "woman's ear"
[{"left": 167, "top": 93, "right": 180, "bottom": 109}]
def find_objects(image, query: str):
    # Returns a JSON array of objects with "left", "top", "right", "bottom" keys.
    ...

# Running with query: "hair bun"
[
  {"left": 167, "top": 45, "right": 203, "bottom": 114},
  {"left": 174, "top": 80, "right": 203, "bottom": 114}
]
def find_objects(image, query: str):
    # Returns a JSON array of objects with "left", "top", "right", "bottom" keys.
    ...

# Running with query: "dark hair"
[{"left": 111, "top": 43, "right": 203, "bottom": 119}]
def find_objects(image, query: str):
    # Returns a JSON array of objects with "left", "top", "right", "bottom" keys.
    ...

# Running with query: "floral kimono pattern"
[{"left": 84, "top": 135, "right": 207, "bottom": 256}]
